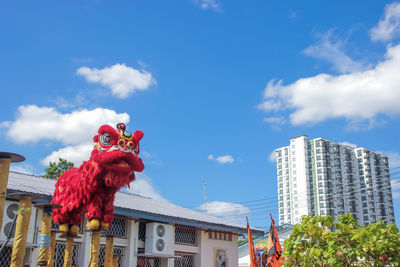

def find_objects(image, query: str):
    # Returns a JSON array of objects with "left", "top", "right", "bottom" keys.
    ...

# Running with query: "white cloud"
[
  {"left": 263, "top": 116, "right": 286, "bottom": 125},
  {"left": 263, "top": 116, "right": 286, "bottom": 130},
  {"left": 3, "top": 105, "right": 129, "bottom": 145},
  {"left": 41, "top": 143, "right": 93, "bottom": 166},
  {"left": 77, "top": 63, "right": 156, "bottom": 99},
  {"left": 391, "top": 179, "right": 400, "bottom": 199},
  {"left": 124, "top": 173, "right": 167, "bottom": 202},
  {"left": 208, "top": 154, "right": 235, "bottom": 164},
  {"left": 384, "top": 151, "right": 400, "bottom": 169},
  {"left": 303, "top": 31, "right": 365, "bottom": 73},
  {"left": 193, "top": 0, "right": 221, "bottom": 11},
  {"left": 70, "top": 57, "right": 93, "bottom": 63},
  {"left": 197, "top": 201, "right": 250, "bottom": 217},
  {"left": 339, "top": 142, "right": 357, "bottom": 148},
  {"left": 10, "top": 164, "right": 35, "bottom": 175},
  {"left": 258, "top": 44, "right": 400, "bottom": 126},
  {"left": 51, "top": 93, "right": 89, "bottom": 110},
  {"left": 268, "top": 151, "right": 276, "bottom": 163},
  {"left": 370, "top": 2, "right": 400, "bottom": 42}
]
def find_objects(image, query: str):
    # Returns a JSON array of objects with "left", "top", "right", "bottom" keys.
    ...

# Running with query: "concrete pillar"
[{"left": 124, "top": 219, "right": 138, "bottom": 267}]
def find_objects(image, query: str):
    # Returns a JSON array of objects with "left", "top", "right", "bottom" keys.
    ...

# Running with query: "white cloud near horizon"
[
  {"left": 124, "top": 173, "right": 168, "bottom": 202},
  {"left": 42, "top": 143, "right": 93, "bottom": 166},
  {"left": 303, "top": 30, "right": 365, "bottom": 73},
  {"left": 391, "top": 179, "right": 400, "bottom": 199},
  {"left": 10, "top": 164, "right": 35, "bottom": 176},
  {"left": 193, "top": 0, "right": 221, "bottom": 11},
  {"left": 258, "top": 44, "right": 400, "bottom": 126},
  {"left": 268, "top": 151, "right": 276, "bottom": 163},
  {"left": 339, "top": 141, "right": 357, "bottom": 148},
  {"left": 208, "top": 154, "right": 235, "bottom": 164},
  {"left": 196, "top": 201, "right": 250, "bottom": 218},
  {"left": 385, "top": 151, "right": 400, "bottom": 169},
  {"left": 77, "top": 63, "right": 156, "bottom": 99},
  {"left": 370, "top": 2, "right": 400, "bottom": 42}
]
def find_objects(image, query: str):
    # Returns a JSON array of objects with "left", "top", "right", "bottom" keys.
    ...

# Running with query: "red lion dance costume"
[{"left": 51, "top": 123, "right": 144, "bottom": 234}]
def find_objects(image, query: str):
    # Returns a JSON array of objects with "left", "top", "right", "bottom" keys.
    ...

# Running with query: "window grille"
[
  {"left": 99, "top": 245, "right": 125, "bottom": 267},
  {"left": 0, "top": 246, "right": 12, "bottom": 266},
  {"left": 54, "top": 242, "right": 80, "bottom": 267},
  {"left": 138, "top": 221, "right": 146, "bottom": 241},
  {"left": 174, "top": 253, "right": 195, "bottom": 267},
  {"left": 137, "top": 248, "right": 161, "bottom": 267},
  {"left": 175, "top": 225, "right": 196, "bottom": 245},
  {"left": 105, "top": 217, "right": 127, "bottom": 238}
]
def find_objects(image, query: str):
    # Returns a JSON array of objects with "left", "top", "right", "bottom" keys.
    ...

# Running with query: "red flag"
[
  {"left": 266, "top": 213, "right": 283, "bottom": 267},
  {"left": 246, "top": 217, "right": 258, "bottom": 267}
]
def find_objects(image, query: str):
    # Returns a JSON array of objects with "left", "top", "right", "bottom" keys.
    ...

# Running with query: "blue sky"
[{"left": 1, "top": 0, "right": 400, "bottom": 230}]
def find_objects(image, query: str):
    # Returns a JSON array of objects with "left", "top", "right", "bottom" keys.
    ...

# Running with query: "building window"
[
  {"left": 138, "top": 221, "right": 147, "bottom": 241},
  {"left": 137, "top": 248, "right": 161, "bottom": 267},
  {"left": 99, "top": 246, "right": 125, "bottom": 267},
  {"left": 208, "top": 231, "right": 232, "bottom": 241},
  {"left": 105, "top": 217, "right": 127, "bottom": 238},
  {"left": 0, "top": 246, "right": 11, "bottom": 267},
  {"left": 175, "top": 225, "right": 197, "bottom": 245},
  {"left": 54, "top": 242, "right": 80, "bottom": 267},
  {"left": 174, "top": 253, "right": 195, "bottom": 267}
]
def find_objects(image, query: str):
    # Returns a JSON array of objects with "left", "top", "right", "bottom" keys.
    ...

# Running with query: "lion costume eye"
[
  {"left": 100, "top": 132, "right": 111, "bottom": 146},
  {"left": 127, "top": 141, "right": 134, "bottom": 149},
  {"left": 118, "top": 139, "right": 125, "bottom": 147}
]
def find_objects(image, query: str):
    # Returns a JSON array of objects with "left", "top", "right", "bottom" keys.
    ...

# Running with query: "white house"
[{"left": 0, "top": 171, "right": 264, "bottom": 267}]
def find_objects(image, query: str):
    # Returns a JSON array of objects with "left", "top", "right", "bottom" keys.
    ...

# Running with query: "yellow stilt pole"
[
  {"left": 47, "top": 231, "right": 57, "bottom": 267},
  {"left": 0, "top": 152, "right": 24, "bottom": 231},
  {"left": 112, "top": 255, "right": 119, "bottom": 267},
  {"left": 105, "top": 236, "right": 114, "bottom": 267},
  {"left": 88, "top": 231, "right": 101, "bottom": 267},
  {"left": 36, "top": 204, "right": 62, "bottom": 266},
  {"left": 10, "top": 195, "right": 32, "bottom": 267},
  {"left": 0, "top": 157, "right": 11, "bottom": 231},
  {"left": 37, "top": 210, "right": 52, "bottom": 265},
  {"left": 63, "top": 236, "right": 74, "bottom": 267}
]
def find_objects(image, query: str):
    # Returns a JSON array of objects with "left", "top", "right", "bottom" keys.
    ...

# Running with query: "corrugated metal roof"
[{"left": 7, "top": 171, "right": 264, "bottom": 235}]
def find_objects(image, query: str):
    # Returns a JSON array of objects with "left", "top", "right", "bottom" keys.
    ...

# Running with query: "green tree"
[
  {"left": 43, "top": 158, "right": 74, "bottom": 179},
  {"left": 282, "top": 214, "right": 400, "bottom": 266}
]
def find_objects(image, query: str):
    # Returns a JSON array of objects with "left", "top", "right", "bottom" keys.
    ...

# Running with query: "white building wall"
[{"left": 199, "top": 231, "right": 238, "bottom": 267}]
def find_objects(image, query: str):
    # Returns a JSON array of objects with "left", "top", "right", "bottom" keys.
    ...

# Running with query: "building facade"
[
  {"left": 0, "top": 172, "right": 263, "bottom": 267},
  {"left": 275, "top": 135, "right": 395, "bottom": 226}
]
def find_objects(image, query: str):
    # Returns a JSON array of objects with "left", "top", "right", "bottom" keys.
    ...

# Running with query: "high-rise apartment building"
[{"left": 275, "top": 135, "right": 395, "bottom": 226}]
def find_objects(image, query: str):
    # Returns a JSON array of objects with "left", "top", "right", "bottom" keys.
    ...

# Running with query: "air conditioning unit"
[
  {"left": 145, "top": 222, "right": 174, "bottom": 256},
  {"left": 0, "top": 200, "right": 36, "bottom": 244}
]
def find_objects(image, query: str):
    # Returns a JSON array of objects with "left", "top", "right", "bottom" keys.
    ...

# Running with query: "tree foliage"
[
  {"left": 43, "top": 158, "right": 74, "bottom": 179},
  {"left": 283, "top": 214, "right": 400, "bottom": 266}
]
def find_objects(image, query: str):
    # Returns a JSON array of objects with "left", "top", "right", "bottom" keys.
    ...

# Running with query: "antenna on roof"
[{"left": 203, "top": 180, "right": 207, "bottom": 214}]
